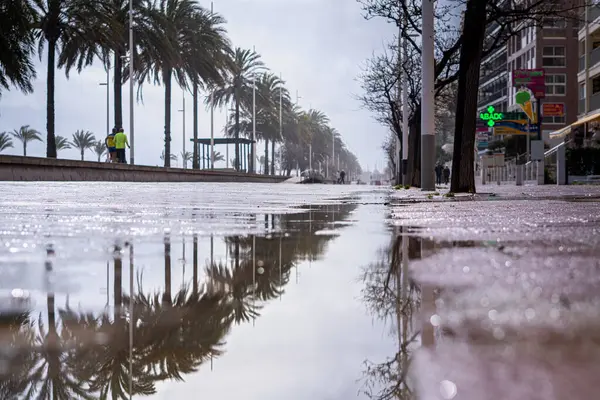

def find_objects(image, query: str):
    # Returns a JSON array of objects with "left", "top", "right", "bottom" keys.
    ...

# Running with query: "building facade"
[
  {"left": 577, "top": 3, "right": 600, "bottom": 117},
  {"left": 478, "top": 2, "right": 579, "bottom": 145}
]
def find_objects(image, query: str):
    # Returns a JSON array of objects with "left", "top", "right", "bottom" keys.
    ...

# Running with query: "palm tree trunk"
[
  {"left": 264, "top": 139, "right": 269, "bottom": 175},
  {"left": 163, "top": 237, "right": 172, "bottom": 305},
  {"left": 81, "top": 149, "right": 84, "bottom": 161},
  {"left": 23, "top": 142, "right": 27, "bottom": 157},
  {"left": 98, "top": 153, "right": 101, "bottom": 162},
  {"left": 192, "top": 81, "right": 199, "bottom": 169},
  {"left": 193, "top": 235, "right": 198, "bottom": 295},
  {"left": 234, "top": 88, "right": 240, "bottom": 171},
  {"left": 46, "top": 39, "right": 57, "bottom": 158},
  {"left": 163, "top": 69, "right": 172, "bottom": 167},
  {"left": 271, "top": 140, "right": 275, "bottom": 175},
  {"left": 114, "top": 51, "right": 123, "bottom": 129},
  {"left": 114, "top": 253, "right": 123, "bottom": 320}
]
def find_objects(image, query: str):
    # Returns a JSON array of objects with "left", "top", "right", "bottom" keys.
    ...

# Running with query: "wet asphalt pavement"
[
  {"left": 387, "top": 184, "right": 600, "bottom": 400},
  {"left": 1, "top": 182, "right": 600, "bottom": 399}
]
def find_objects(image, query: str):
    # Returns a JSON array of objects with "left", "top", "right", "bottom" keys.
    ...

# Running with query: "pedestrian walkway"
[{"left": 389, "top": 185, "right": 600, "bottom": 399}]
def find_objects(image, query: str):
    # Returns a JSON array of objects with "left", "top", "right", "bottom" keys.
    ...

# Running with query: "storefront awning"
[{"left": 549, "top": 111, "right": 600, "bottom": 140}]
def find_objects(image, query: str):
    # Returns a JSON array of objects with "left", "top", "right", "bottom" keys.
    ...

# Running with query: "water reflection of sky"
[{"left": 0, "top": 183, "right": 395, "bottom": 399}]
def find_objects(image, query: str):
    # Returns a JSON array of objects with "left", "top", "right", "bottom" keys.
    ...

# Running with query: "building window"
[
  {"left": 543, "top": 104, "right": 566, "bottom": 124},
  {"left": 545, "top": 74, "right": 566, "bottom": 95},
  {"left": 542, "top": 17, "right": 567, "bottom": 29},
  {"left": 542, "top": 46, "right": 565, "bottom": 67},
  {"left": 580, "top": 83, "right": 586, "bottom": 100}
]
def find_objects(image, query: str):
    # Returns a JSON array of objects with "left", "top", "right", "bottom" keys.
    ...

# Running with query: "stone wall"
[{"left": 0, "top": 155, "right": 287, "bottom": 183}]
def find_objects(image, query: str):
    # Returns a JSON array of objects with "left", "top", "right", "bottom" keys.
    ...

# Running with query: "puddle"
[{"left": 0, "top": 202, "right": 369, "bottom": 398}]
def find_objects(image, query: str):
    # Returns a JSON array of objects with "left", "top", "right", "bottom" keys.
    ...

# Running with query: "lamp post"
[
  {"left": 252, "top": 46, "right": 257, "bottom": 174},
  {"left": 225, "top": 104, "right": 229, "bottom": 168},
  {"left": 279, "top": 72, "right": 283, "bottom": 175},
  {"left": 99, "top": 66, "right": 109, "bottom": 140},
  {"left": 210, "top": 2, "right": 215, "bottom": 168},
  {"left": 178, "top": 93, "right": 185, "bottom": 168},
  {"left": 128, "top": 0, "right": 135, "bottom": 165},
  {"left": 421, "top": 0, "right": 435, "bottom": 190}
]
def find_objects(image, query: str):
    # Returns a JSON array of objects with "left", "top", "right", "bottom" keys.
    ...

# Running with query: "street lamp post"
[
  {"left": 251, "top": 46, "right": 257, "bottom": 174},
  {"left": 421, "top": 0, "right": 435, "bottom": 190},
  {"left": 279, "top": 72, "right": 283, "bottom": 175},
  {"left": 225, "top": 104, "right": 229, "bottom": 168},
  {"left": 210, "top": 2, "right": 215, "bottom": 169},
  {"left": 178, "top": 93, "right": 185, "bottom": 168},
  {"left": 129, "top": 0, "right": 135, "bottom": 165},
  {"left": 99, "top": 66, "right": 109, "bottom": 140}
]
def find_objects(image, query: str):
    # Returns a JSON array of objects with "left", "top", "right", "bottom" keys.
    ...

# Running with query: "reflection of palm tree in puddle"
[{"left": 0, "top": 205, "right": 357, "bottom": 398}]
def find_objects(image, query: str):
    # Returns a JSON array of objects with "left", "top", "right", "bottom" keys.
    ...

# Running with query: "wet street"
[{"left": 2, "top": 182, "right": 600, "bottom": 399}]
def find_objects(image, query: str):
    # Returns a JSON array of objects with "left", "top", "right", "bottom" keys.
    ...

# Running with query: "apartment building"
[
  {"left": 578, "top": 3, "right": 600, "bottom": 117},
  {"left": 478, "top": 2, "right": 579, "bottom": 145}
]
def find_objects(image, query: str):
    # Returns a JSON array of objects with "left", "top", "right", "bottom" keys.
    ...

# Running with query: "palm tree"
[
  {"left": 0, "top": 0, "right": 36, "bottom": 96},
  {"left": 181, "top": 151, "right": 193, "bottom": 168},
  {"left": 33, "top": 0, "right": 114, "bottom": 158},
  {"left": 253, "top": 72, "right": 289, "bottom": 175},
  {"left": 55, "top": 135, "right": 71, "bottom": 153},
  {"left": 11, "top": 125, "right": 42, "bottom": 156},
  {"left": 0, "top": 132, "right": 14, "bottom": 153},
  {"left": 186, "top": 10, "right": 232, "bottom": 170},
  {"left": 136, "top": 1, "right": 230, "bottom": 168},
  {"left": 93, "top": 140, "right": 106, "bottom": 162},
  {"left": 70, "top": 130, "right": 96, "bottom": 161},
  {"left": 160, "top": 150, "right": 177, "bottom": 165},
  {"left": 98, "top": 0, "right": 153, "bottom": 129},
  {"left": 209, "top": 48, "right": 265, "bottom": 171}
]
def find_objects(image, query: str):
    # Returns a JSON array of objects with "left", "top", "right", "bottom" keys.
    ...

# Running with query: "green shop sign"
[{"left": 479, "top": 106, "right": 504, "bottom": 127}]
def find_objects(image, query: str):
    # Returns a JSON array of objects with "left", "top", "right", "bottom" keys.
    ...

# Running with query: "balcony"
[
  {"left": 578, "top": 47, "right": 600, "bottom": 72},
  {"left": 591, "top": 92, "right": 600, "bottom": 113},
  {"left": 591, "top": 6, "right": 600, "bottom": 25},
  {"left": 592, "top": 47, "right": 600, "bottom": 67}
]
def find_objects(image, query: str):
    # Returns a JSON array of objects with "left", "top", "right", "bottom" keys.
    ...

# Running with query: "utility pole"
[
  {"left": 128, "top": 0, "right": 135, "bottom": 165},
  {"left": 421, "top": 0, "right": 435, "bottom": 190},
  {"left": 210, "top": 2, "right": 215, "bottom": 169},
  {"left": 252, "top": 46, "right": 257, "bottom": 174},
  {"left": 279, "top": 72, "right": 283, "bottom": 175},
  {"left": 178, "top": 92, "right": 186, "bottom": 168}
]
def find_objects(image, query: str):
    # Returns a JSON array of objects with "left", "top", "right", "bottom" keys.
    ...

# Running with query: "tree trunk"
[
  {"left": 163, "top": 236, "right": 172, "bottom": 305},
  {"left": 264, "top": 139, "right": 269, "bottom": 175},
  {"left": 271, "top": 140, "right": 275, "bottom": 175},
  {"left": 23, "top": 143, "right": 27, "bottom": 157},
  {"left": 450, "top": 0, "right": 488, "bottom": 193},
  {"left": 193, "top": 235, "right": 198, "bottom": 295},
  {"left": 234, "top": 88, "right": 240, "bottom": 171},
  {"left": 408, "top": 106, "right": 422, "bottom": 187},
  {"left": 46, "top": 39, "right": 57, "bottom": 158},
  {"left": 97, "top": 153, "right": 101, "bottom": 162},
  {"left": 192, "top": 82, "right": 199, "bottom": 169},
  {"left": 113, "top": 51, "right": 123, "bottom": 129},
  {"left": 114, "top": 249, "right": 122, "bottom": 320},
  {"left": 81, "top": 149, "right": 84, "bottom": 161},
  {"left": 163, "top": 68, "right": 172, "bottom": 167}
]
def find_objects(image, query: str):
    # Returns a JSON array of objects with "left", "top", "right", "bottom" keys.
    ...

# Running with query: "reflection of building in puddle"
[
  {"left": 360, "top": 228, "right": 480, "bottom": 399},
  {"left": 0, "top": 205, "right": 357, "bottom": 398}
]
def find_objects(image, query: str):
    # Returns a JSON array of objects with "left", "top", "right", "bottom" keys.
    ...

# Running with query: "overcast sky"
[{"left": 0, "top": 0, "right": 395, "bottom": 171}]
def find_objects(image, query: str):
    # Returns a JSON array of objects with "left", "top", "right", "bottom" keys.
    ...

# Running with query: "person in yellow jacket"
[
  {"left": 105, "top": 128, "right": 117, "bottom": 162},
  {"left": 114, "top": 127, "right": 130, "bottom": 163}
]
